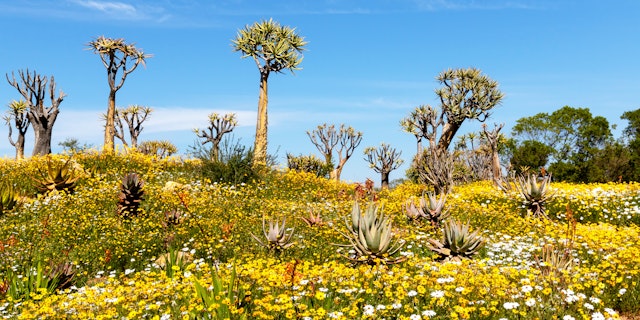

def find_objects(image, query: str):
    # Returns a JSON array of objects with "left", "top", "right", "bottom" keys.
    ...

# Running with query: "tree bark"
[
  {"left": 32, "top": 125, "right": 53, "bottom": 155},
  {"left": 380, "top": 171, "right": 390, "bottom": 190},
  {"left": 437, "top": 122, "right": 460, "bottom": 153},
  {"left": 14, "top": 135, "right": 25, "bottom": 160},
  {"left": 104, "top": 91, "right": 116, "bottom": 152},
  {"left": 331, "top": 158, "right": 348, "bottom": 181},
  {"left": 253, "top": 72, "right": 269, "bottom": 167}
]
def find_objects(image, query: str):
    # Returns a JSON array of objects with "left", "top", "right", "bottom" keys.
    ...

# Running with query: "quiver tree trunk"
[{"left": 253, "top": 72, "right": 269, "bottom": 167}]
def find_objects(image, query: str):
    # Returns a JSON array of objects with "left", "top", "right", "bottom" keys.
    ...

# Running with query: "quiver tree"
[
  {"left": 88, "top": 36, "right": 150, "bottom": 152},
  {"left": 194, "top": 113, "right": 237, "bottom": 161},
  {"left": 3, "top": 100, "right": 30, "bottom": 159},
  {"left": 114, "top": 105, "right": 152, "bottom": 150},
  {"left": 402, "top": 68, "right": 504, "bottom": 157},
  {"left": 363, "top": 143, "right": 404, "bottom": 190},
  {"left": 232, "top": 18, "right": 307, "bottom": 167},
  {"left": 482, "top": 123, "right": 505, "bottom": 185},
  {"left": 6, "top": 69, "right": 65, "bottom": 156},
  {"left": 307, "top": 123, "right": 363, "bottom": 181},
  {"left": 400, "top": 105, "right": 438, "bottom": 155}
]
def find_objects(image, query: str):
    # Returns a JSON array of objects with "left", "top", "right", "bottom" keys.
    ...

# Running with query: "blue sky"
[{"left": 1, "top": 0, "right": 639, "bottom": 183}]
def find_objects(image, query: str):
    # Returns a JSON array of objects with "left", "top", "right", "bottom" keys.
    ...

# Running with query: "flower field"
[{"left": 1, "top": 153, "right": 640, "bottom": 319}]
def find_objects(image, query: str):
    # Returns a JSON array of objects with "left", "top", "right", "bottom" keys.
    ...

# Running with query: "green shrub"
[
  {"left": 194, "top": 137, "right": 259, "bottom": 186},
  {"left": 286, "top": 153, "right": 332, "bottom": 178}
]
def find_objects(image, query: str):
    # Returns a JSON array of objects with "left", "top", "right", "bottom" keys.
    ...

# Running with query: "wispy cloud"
[
  {"left": 411, "top": 0, "right": 539, "bottom": 11},
  {"left": 72, "top": 0, "right": 137, "bottom": 16},
  {"left": 146, "top": 107, "right": 256, "bottom": 133},
  {"left": 69, "top": 0, "right": 170, "bottom": 21}
]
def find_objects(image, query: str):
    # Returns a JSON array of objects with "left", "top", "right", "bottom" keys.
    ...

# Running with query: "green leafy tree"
[
  {"left": 512, "top": 106, "right": 612, "bottom": 182},
  {"left": 621, "top": 108, "right": 640, "bottom": 181},
  {"left": 232, "top": 19, "right": 307, "bottom": 167},
  {"left": 88, "top": 36, "right": 150, "bottom": 152},
  {"left": 58, "top": 138, "right": 93, "bottom": 154},
  {"left": 509, "top": 140, "right": 554, "bottom": 174}
]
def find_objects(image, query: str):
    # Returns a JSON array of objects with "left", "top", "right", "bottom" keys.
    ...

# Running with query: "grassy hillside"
[{"left": 1, "top": 153, "right": 639, "bottom": 319}]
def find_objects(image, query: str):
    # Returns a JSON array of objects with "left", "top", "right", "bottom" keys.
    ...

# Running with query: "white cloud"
[
  {"left": 71, "top": 0, "right": 137, "bottom": 16},
  {"left": 145, "top": 107, "right": 256, "bottom": 133},
  {"left": 412, "top": 0, "right": 537, "bottom": 11}
]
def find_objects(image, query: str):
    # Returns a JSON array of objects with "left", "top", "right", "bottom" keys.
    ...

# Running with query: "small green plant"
[
  {"left": 428, "top": 220, "right": 485, "bottom": 262},
  {"left": 515, "top": 173, "right": 555, "bottom": 219},
  {"left": 404, "top": 191, "right": 449, "bottom": 227},
  {"left": 32, "top": 157, "right": 83, "bottom": 194},
  {"left": 116, "top": 173, "right": 145, "bottom": 218},
  {"left": 341, "top": 201, "right": 406, "bottom": 265},
  {"left": 0, "top": 183, "right": 19, "bottom": 214},
  {"left": 194, "top": 136, "right": 259, "bottom": 186},
  {"left": 251, "top": 217, "right": 296, "bottom": 252},
  {"left": 192, "top": 263, "right": 249, "bottom": 319},
  {"left": 286, "top": 153, "right": 332, "bottom": 178},
  {"left": 4, "top": 260, "right": 76, "bottom": 302}
]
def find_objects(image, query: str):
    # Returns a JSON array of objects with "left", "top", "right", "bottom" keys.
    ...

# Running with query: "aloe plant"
[
  {"left": 515, "top": 173, "right": 555, "bottom": 219},
  {"left": 404, "top": 192, "right": 449, "bottom": 227},
  {"left": 300, "top": 209, "right": 323, "bottom": 227},
  {"left": 32, "top": 157, "right": 83, "bottom": 194},
  {"left": 252, "top": 217, "right": 295, "bottom": 252},
  {"left": 341, "top": 201, "right": 405, "bottom": 265},
  {"left": 428, "top": 220, "right": 485, "bottom": 262},
  {"left": 0, "top": 183, "right": 19, "bottom": 214}
]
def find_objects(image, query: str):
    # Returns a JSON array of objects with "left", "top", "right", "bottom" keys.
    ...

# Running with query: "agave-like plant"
[
  {"left": 300, "top": 209, "right": 323, "bottom": 227},
  {"left": 515, "top": 173, "right": 555, "bottom": 219},
  {"left": 341, "top": 201, "right": 406, "bottom": 265},
  {"left": 404, "top": 192, "right": 449, "bottom": 227},
  {"left": 32, "top": 157, "right": 83, "bottom": 194},
  {"left": 534, "top": 243, "right": 573, "bottom": 277},
  {"left": 0, "top": 183, "right": 19, "bottom": 214},
  {"left": 117, "top": 173, "right": 145, "bottom": 218},
  {"left": 252, "top": 217, "right": 295, "bottom": 252},
  {"left": 428, "top": 220, "right": 485, "bottom": 262}
]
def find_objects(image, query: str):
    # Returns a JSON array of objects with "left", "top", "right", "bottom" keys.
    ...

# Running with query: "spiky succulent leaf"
[
  {"left": 33, "top": 157, "right": 83, "bottom": 194},
  {"left": 342, "top": 201, "right": 406, "bottom": 264},
  {"left": 429, "top": 220, "right": 485, "bottom": 261},
  {"left": 0, "top": 183, "right": 19, "bottom": 213},
  {"left": 254, "top": 217, "right": 295, "bottom": 251}
]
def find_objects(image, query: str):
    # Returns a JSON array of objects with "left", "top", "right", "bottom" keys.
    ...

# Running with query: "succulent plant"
[
  {"left": 428, "top": 220, "right": 485, "bottom": 262},
  {"left": 32, "top": 157, "right": 83, "bottom": 194},
  {"left": 117, "top": 173, "right": 145, "bottom": 218},
  {"left": 0, "top": 183, "right": 19, "bottom": 214},
  {"left": 300, "top": 209, "right": 323, "bottom": 227},
  {"left": 534, "top": 243, "right": 573, "bottom": 277},
  {"left": 252, "top": 217, "right": 295, "bottom": 251},
  {"left": 341, "top": 201, "right": 406, "bottom": 265},
  {"left": 515, "top": 173, "right": 555, "bottom": 219},
  {"left": 404, "top": 192, "right": 449, "bottom": 227}
]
